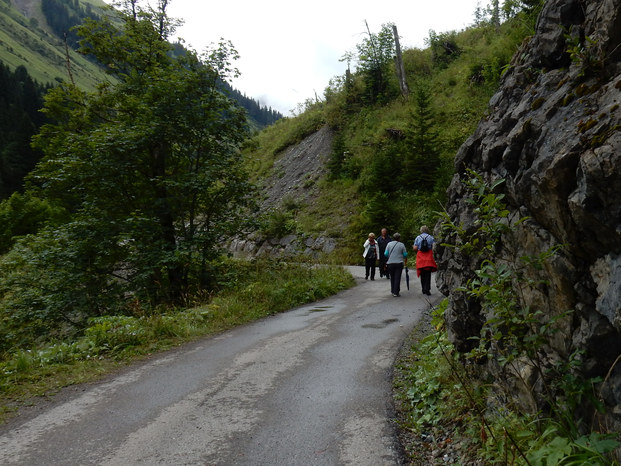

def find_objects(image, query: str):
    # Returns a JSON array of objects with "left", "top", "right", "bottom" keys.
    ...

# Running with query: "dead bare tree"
[{"left": 392, "top": 24, "right": 409, "bottom": 98}]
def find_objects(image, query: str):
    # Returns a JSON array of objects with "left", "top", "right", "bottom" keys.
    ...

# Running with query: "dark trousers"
[
  {"left": 364, "top": 257, "right": 376, "bottom": 279},
  {"left": 420, "top": 269, "right": 432, "bottom": 294},
  {"left": 387, "top": 262, "right": 404, "bottom": 295},
  {"left": 379, "top": 256, "right": 388, "bottom": 278}
]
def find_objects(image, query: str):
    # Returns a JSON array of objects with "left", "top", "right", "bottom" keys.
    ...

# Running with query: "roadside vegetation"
[{"left": 0, "top": 258, "right": 354, "bottom": 422}]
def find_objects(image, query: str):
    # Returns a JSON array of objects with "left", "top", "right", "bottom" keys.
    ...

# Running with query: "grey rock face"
[
  {"left": 437, "top": 0, "right": 621, "bottom": 422},
  {"left": 230, "top": 126, "right": 340, "bottom": 260}
]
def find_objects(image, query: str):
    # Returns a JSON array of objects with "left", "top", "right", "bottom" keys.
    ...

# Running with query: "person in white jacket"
[{"left": 362, "top": 232, "right": 379, "bottom": 280}]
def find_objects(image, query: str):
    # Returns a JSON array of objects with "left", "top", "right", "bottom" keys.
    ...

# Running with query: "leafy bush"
[
  {"left": 261, "top": 209, "right": 297, "bottom": 239},
  {"left": 0, "top": 192, "right": 66, "bottom": 254}
]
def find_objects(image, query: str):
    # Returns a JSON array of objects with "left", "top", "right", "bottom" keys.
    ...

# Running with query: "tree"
[
  {"left": 427, "top": 30, "right": 461, "bottom": 68},
  {"left": 403, "top": 82, "right": 440, "bottom": 191},
  {"left": 0, "top": 63, "right": 48, "bottom": 199},
  {"left": 355, "top": 22, "right": 397, "bottom": 104},
  {"left": 29, "top": 1, "right": 254, "bottom": 307}
]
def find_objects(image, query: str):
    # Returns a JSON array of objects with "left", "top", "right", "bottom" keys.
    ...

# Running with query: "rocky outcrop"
[
  {"left": 230, "top": 126, "right": 339, "bottom": 259},
  {"left": 229, "top": 233, "right": 337, "bottom": 259},
  {"left": 436, "top": 0, "right": 621, "bottom": 425},
  {"left": 259, "top": 125, "right": 333, "bottom": 211}
]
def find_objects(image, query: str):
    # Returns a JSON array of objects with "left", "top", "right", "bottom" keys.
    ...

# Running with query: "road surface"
[{"left": 0, "top": 266, "right": 438, "bottom": 465}]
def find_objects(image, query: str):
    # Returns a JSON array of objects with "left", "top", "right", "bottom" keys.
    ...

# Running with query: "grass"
[
  {"left": 0, "top": 259, "right": 355, "bottom": 423},
  {"left": 0, "top": 0, "right": 116, "bottom": 89}
]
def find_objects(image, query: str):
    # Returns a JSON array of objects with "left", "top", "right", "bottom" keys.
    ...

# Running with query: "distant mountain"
[
  {"left": 0, "top": 0, "right": 111, "bottom": 89},
  {"left": 1, "top": 0, "right": 282, "bottom": 124}
]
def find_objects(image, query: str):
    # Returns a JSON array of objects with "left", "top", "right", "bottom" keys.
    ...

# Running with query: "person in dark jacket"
[{"left": 377, "top": 228, "right": 391, "bottom": 279}]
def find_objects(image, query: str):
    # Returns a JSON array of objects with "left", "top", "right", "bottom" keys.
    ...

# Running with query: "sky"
[{"left": 108, "top": 1, "right": 490, "bottom": 115}]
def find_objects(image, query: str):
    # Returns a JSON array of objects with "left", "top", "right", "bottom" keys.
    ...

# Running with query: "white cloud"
[{"left": 106, "top": 0, "right": 490, "bottom": 115}]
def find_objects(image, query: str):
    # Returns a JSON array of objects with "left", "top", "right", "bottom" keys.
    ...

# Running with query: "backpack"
[{"left": 419, "top": 235, "right": 430, "bottom": 253}]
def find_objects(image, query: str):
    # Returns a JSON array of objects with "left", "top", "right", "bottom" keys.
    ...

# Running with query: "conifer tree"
[
  {"left": 403, "top": 82, "right": 439, "bottom": 191},
  {"left": 355, "top": 23, "right": 396, "bottom": 104}
]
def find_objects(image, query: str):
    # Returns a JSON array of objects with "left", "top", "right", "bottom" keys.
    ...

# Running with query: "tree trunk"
[
  {"left": 151, "top": 142, "right": 184, "bottom": 303},
  {"left": 392, "top": 25, "right": 409, "bottom": 98}
]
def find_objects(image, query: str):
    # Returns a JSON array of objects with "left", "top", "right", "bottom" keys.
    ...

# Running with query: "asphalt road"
[{"left": 0, "top": 266, "right": 438, "bottom": 465}]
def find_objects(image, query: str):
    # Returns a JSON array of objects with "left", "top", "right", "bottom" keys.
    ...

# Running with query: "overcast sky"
[{"left": 109, "top": 1, "right": 490, "bottom": 115}]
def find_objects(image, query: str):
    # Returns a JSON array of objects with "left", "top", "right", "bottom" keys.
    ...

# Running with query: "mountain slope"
[
  {"left": 1, "top": 0, "right": 110, "bottom": 89},
  {"left": 1, "top": 0, "right": 282, "bottom": 125}
]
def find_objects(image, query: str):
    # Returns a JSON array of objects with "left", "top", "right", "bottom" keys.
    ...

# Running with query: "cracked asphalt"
[{"left": 0, "top": 266, "right": 438, "bottom": 465}]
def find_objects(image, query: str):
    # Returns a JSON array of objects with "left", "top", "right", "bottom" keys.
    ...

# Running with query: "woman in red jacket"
[{"left": 412, "top": 225, "right": 438, "bottom": 295}]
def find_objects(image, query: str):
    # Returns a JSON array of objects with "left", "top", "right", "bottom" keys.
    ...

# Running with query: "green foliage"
[
  {"left": 399, "top": 324, "right": 465, "bottom": 431},
  {"left": 260, "top": 208, "right": 297, "bottom": 239},
  {"left": 27, "top": 4, "right": 254, "bottom": 308},
  {"left": 565, "top": 31, "right": 604, "bottom": 78},
  {"left": 0, "top": 63, "right": 49, "bottom": 199},
  {"left": 396, "top": 313, "right": 619, "bottom": 464},
  {"left": 0, "top": 192, "right": 66, "bottom": 253},
  {"left": 525, "top": 426, "right": 619, "bottom": 466},
  {"left": 427, "top": 30, "right": 461, "bottom": 68},
  {"left": 353, "top": 23, "right": 398, "bottom": 104},
  {"left": 0, "top": 218, "right": 129, "bottom": 351},
  {"left": 403, "top": 81, "right": 440, "bottom": 191}
]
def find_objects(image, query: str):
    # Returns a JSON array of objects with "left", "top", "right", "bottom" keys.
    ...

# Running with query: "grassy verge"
[{"left": 0, "top": 259, "right": 354, "bottom": 423}]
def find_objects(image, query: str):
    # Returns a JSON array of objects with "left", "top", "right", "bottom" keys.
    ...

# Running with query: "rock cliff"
[
  {"left": 436, "top": 0, "right": 621, "bottom": 426},
  {"left": 230, "top": 126, "right": 338, "bottom": 258}
]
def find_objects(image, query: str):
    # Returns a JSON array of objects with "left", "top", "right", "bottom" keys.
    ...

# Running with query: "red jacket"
[{"left": 416, "top": 250, "right": 437, "bottom": 277}]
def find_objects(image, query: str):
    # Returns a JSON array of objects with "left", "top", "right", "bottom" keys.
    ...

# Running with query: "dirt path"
[{"left": 0, "top": 266, "right": 439, "bottom": 465}]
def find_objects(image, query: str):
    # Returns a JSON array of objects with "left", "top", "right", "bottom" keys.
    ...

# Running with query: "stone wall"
[{"left": 436, "top": 0, "right": 621, "bottom": 425}]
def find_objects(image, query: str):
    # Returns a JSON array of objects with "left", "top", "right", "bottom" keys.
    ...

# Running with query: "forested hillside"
[{"left": 0, "top": 63, "right": 49, "bottom": 198}]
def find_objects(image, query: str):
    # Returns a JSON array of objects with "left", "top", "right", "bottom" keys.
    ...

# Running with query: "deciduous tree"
[{"left": 29, "top": 1, "right": 254, "bottom": 306}]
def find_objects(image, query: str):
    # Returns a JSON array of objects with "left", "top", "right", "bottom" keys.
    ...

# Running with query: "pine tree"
[{"left": 403, "top": 82, "right": 440, "bottom": 191}]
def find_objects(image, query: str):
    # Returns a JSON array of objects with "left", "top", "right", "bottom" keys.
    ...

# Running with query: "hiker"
[
  {"left": 412, "top": 225, "right": 438, "bottom": 296},
  {"left": 362, "top": 232, "right": 379, "bottom": 280},
  {"left": 384, "top": 232, "right": 408, "bottom": 297},
  {"left": 377, "top": 228, "right": 392, "bottom": 279}
]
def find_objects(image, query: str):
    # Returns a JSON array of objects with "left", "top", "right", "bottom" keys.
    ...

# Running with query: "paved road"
[{"left": 0, "top": 266, "right": 438, "bottom": 465}]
